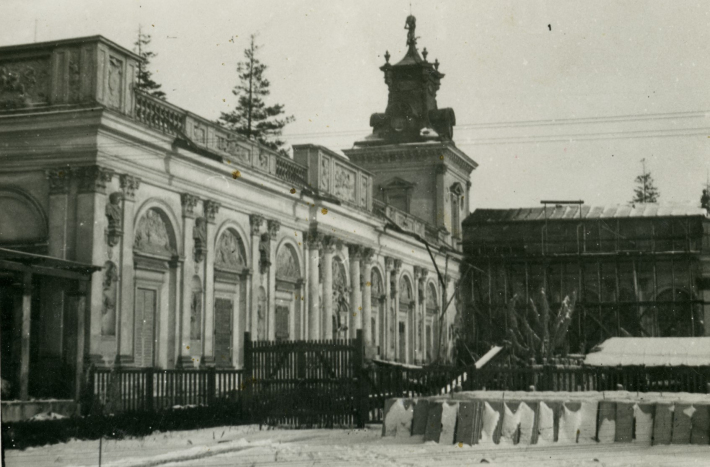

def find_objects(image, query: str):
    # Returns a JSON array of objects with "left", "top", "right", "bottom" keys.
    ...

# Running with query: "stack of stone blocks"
[{"left": 382, "top": 392, "right": 710, "bottom": 446}]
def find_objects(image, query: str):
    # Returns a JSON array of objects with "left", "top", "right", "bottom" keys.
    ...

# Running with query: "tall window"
[{"left": 450, "top": 183, "right": 464, "bottom": 238}]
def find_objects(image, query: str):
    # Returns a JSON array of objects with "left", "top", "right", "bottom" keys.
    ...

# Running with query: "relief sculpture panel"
[
  {"left": 0, "top": 58, "right": 50, "bottom": 109},
  {"left": 107, "top": 56, "right": 123, "bottom": 109},
  {"left": 333, "top": 163, "right": 356, "bottom": 203}
]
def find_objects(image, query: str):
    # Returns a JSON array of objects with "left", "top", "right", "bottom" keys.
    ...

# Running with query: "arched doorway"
[
  {"left": 399, "top": 276, "right": 414, "bottom": 363},
  {"left": 275, "top": 242, "right": 302, "bottom": 341},
  {"left": 133, "top": 207, "right": 178, "bottom": 368},
  {"left": 214, "top": 228, "right": 247, "bottom": 366}
]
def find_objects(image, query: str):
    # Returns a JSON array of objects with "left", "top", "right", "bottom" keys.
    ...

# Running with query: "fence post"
[
  {"left": 243, "top": 332, "right": 253, "bottom": 420},
  {"left": 207, "top": 366, "right": 216, "bottom": 406},
  {"left": 145, "top": 367, "right": 154, "bottom": 412},
  {"left": 354, "top": 329, "right": 369, "bottom": 428}
]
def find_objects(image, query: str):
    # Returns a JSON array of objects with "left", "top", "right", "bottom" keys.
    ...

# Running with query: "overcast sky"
[{"left": 3, "top": 1, "right": 709, "bottom": 209}]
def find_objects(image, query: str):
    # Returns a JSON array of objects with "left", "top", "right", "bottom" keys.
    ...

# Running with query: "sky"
[{"left": 2, "top": 0, "right": 709, "bottom": 209}]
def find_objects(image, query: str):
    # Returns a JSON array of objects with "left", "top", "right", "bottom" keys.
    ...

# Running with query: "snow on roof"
[
  {"left": 464, "top": 203, "right": 708, "bottom": 225},
  {"left": 584, "top": 337, "right": 710, "bottom": 367}
]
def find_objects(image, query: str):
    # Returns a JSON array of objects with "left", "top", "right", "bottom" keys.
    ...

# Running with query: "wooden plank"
[
  {"left": 690, "top": 404, "right": 710, "bottom": 446},
  {"left": 455, "top": 400, "right": 483, "bottom": 446},
  {"left": 672, "top": 404, "right": 693, "bottom": 444}
]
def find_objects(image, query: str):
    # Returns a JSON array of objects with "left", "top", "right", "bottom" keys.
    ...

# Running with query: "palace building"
[{"left": 0, "top": 16, "right": 474, "bottom": 416}]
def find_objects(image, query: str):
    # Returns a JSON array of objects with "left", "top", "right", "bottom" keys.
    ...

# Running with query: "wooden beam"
[{"left": 0, "top": 259, "right": 96, "bottom": 282}]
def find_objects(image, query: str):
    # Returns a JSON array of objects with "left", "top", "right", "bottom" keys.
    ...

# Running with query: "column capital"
[
  {"left": 348, "top": 244, "right": 362, "bottom": 260},
  {"left": 76, "top": 165, "right": 115, "bottom": 194},
  {"left": 393, "top": 259, "right": 403, "bottom": 273},
  {"left": 466, "top": 180, "right": 472, "bottom": 190},
  {"left": 204, "top": 199, "right": 220, "bottom": 223},
  {"left": 267, "top": 219, "right": 281, "bottom": 238},
  {"left": 249, "top": 214, "right": 264, "bottom": 235},
  {"left": 45, "top": 167, "right": 71, "bottom": 195},
  {"left": 385, "top": 256, "right": 395, "bottom": 271},
  {"left": 181, "top": 193, "right": 200, "bottom": 218},
  {"left": 436, "top": 164, "right": 448, "bottom": 175},
  {"left": 323, "top": 235, "right": 336, "bottom": 253},
  {"left": 119, "top": 173, "right": 141, "bottom": 200},
  {"left": 306, "top": 230, "right": 324, "bottom": 249},
  {"left": 362, "top": 247, "right": 375, "bottom": 265}
]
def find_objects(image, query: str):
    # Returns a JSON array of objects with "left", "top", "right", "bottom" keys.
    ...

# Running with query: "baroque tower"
[{"left": 344, "top": 15, "right": 478, "bottom": 250}]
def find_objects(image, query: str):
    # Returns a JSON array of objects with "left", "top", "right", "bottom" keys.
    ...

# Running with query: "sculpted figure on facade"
[
  {"left": 193, "top": 217, "right": 207, "bottom": 263},
  {"left": 106, "top": 191, "right": 123, "bottom": 247},
  {"left": 259, "top": 233, "right": 271, "bottom": 274},
  {"left": 101, "top": 262, "right": 118, "bottom": 336}
]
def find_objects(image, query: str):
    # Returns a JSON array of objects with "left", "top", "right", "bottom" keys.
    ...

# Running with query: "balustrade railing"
[
  {"left": 135, "top": 91, "right": 185, "bottom": 136},
  {"left": 275, "top": 156, "right": 308, "bottom": 187}
]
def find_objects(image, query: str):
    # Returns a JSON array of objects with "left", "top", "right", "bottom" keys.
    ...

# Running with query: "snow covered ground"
[{"left": 5, "top": 424, "right": 710, "bottom": 467}]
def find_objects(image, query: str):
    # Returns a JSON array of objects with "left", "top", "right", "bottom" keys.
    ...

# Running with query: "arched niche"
[
  {"left": 256, "top": 287, "right": 267, "bottom": 340},
  {"left": 0, "top": 190, "right": 47, "bottom": 246},
  {"left": 426, "top": 282, "right": 438, "bottom": 313}
]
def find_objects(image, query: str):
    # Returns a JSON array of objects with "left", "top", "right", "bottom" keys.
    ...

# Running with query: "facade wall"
[{"left": 0, "top": 37, "right": 464, "bottom": 371}]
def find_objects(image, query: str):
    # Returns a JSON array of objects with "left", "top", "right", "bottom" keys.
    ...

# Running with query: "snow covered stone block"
[
  {"left": 690, "top": 404, "right": 710, "bottom": 445},
  {"left": 614, "top": 402, "right": 634, "bottom": 443},
  {"left": 478, "top": 400, "right": 504, "bottom": 446},
  {"left": 672, "top": 404, "right": 694, "bottom": 444},
  {"left": 558, "top": 401, "right": 598, "bottom": 444},
  {"left": 536, "top": 400, "right": 560, "bottom": 445},
  {"left": 633, "top": 403, "right": 654, "bottom": 444},
  {"left": 423, "top": 401, "right": 458, "bottom": 443},
  {"left": 382, "top": 398, "right": 415, "bottom": 437},
  {"left": 597, "top": 401, "right": 616, "bottom": 444},
  {"left": 455, "top": 401, "right": 484, "bottom": 446},
  {"left": 652, "top": 403, "right": 674, "bottom": 445},
  {"left": 439, "top": 402, "right": 460, "bottom": 445},
  {"left": 499, "top": 401, "right": 537, "bottom": 445},
  {"left": 411, "top": 399, "right": 430, "bottom": 435}
]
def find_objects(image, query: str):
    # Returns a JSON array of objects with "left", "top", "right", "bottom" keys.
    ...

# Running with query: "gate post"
[
  {"left": 354, "top": 330, "right": 369, "bottom": 428},
  {"left": 207, "top": 366, "right": 216, "bottom": 406}
]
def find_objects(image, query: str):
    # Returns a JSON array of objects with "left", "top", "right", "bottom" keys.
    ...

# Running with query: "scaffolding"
[{"left": 462, "top": 206, "right": 710, "bottom": 355}]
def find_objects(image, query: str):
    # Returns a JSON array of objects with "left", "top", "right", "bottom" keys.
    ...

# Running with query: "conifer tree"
[
  {"left": 632, "top": 158, "right": 660, "bottom": 203},
  {"left": 220, "top": 34, "right": 294, "bottom": 152},
  {"left": 134, "top": 27, "right": 166, "bottom": 99}
]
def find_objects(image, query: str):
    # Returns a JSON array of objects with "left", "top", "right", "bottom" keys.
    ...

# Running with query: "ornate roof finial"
[
  {"left": 405, "top": 14, "right": 417, "bottom": 48},
  {"left": 434, "top": 58, "right": 440, "bottom": 71},
  {"left": 422, "top": 47, "right": 428, "bottom": 61},
  {"left": 384, "top": 50, "right": 390, "bottom": 64}
]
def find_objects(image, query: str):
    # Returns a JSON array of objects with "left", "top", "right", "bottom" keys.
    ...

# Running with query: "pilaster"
[
  {"left": 362, "top": 248, "right": 374, "bottom": 347},
  {"left": 178, "top": 193, "right": 199, "bottom": 368},
  {"left": 307, "top": 230, "right": 323, "bottom": 339},
  {"left": 322, "top": 236, "right": 335, "bottom": 339},
  {"left": 45, "top": 167, "right": 72, "bottom": 259},
  {"left": 267, "top": 219, "right": 280, "bottom": 341},
  {"left": 384, "top": 256, "right": 394, "bottom": 360},
  {"left": 201, "top": 199, "right": 220, "bottom": 366},
  {"left": 117, "top": 174, "right": 141, "bottom": 363},
  {"left": 249, "top": 214, "right": 263, "bottom": 337},
  {"left": 349, "top": 245, "right": 362, "bottom": 338}
]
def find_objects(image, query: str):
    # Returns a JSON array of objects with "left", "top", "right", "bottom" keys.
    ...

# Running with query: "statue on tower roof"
[{"left": 405, "top": 15, "right": 417, "bottom": 47}]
